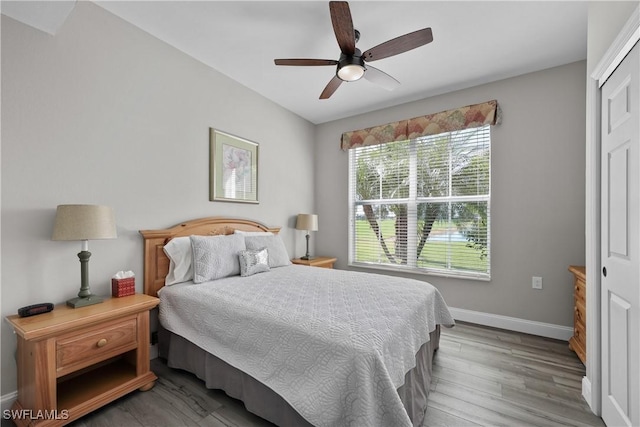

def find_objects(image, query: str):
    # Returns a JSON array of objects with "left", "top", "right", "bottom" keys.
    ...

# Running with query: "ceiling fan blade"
[
  {"left": 329, "top": 1, "right": 355, "bottom": 55},
  {"left": 274, "top": 59, "right": 338, "bottom": 66},
  {"left": 364, "top": 65, "right": 400, "bottom": 91},
  {"left": 363, "top": 28, "right": 433, "bottom": 62},
  {"left": 320, "top": 75, "right": 343, "bottom": 99}
]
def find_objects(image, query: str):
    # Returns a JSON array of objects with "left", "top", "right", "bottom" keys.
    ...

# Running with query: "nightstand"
[
  {"left": 291, "top": 256, "right": 337, "bottom": 269},
  {"left": 6, "top": 294, "right": 159, "bottom": 426}
]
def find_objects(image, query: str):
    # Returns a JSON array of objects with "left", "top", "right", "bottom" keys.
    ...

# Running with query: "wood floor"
[
  {"left": 54, "top": 322, "right": 604, "bottom": 427},
  {"left": 424, "top": 322, "right": 603, "bottom": 427}
]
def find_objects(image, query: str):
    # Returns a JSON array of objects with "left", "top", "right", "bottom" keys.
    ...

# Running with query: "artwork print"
[
  {"left": 210, "top": 129, "right": 259, "bottom": 203},
  {"left": 222, "top": 144, "right": 252, "bottom": 196}
]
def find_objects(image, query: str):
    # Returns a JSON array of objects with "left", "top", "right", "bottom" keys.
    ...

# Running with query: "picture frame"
[{"left": 210, "top": 128, "right": 259, "bottom": 203}]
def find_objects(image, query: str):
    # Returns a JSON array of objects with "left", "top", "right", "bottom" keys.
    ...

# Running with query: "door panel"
[
  {"left": 607, "top": 291, "right": 630, "bottom": 416},
  {"left": 607, "top": 143, "right": 629, "bottom": 258}
]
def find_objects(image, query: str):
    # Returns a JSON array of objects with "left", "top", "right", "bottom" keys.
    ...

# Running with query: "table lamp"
[
  {"left": 52, "top": 204, "right": 117, "bottom": 308},
  {"left": 295, "top": 213, "right": 318, "bottom": 260}
]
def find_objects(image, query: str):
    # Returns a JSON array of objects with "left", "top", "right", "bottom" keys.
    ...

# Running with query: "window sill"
[{"left": 348, "top": 261, "right": 491, "bottom": 282}]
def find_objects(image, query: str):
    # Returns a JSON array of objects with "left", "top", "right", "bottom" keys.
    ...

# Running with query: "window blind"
[{"left": 349, "top": 125, "right": 491, "bottom": 279}]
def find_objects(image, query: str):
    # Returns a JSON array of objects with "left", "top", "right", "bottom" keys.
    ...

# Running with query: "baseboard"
[
  {"left": 1, "top": 391, "right": 17, "bottom": 413},
  {"left": 582, "top": 376, "right": 597, "bottom": 414},
  {"left": 449, "top": 307, "right": 574, "bottom": 341}
]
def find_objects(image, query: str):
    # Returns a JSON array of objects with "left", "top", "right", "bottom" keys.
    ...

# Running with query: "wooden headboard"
[{"left": 139, "top": 217, "right": 281, "bottom": 297}]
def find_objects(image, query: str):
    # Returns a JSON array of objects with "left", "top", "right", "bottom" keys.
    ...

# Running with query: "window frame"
[{"left": 348, "top": 126, "right": 491, "bottom": 281}]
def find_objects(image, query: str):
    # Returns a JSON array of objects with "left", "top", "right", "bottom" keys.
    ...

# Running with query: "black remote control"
[{"left": 18, "top": 303, "right": 54, "bottom": 317}]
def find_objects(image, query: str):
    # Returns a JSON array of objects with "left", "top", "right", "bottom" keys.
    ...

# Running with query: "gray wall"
[
  {"left": 315, "top": 60, "right": 587, "bottom": 327},
  {"left": 0, "top": 2, "right": 315, "bottom": 395}
]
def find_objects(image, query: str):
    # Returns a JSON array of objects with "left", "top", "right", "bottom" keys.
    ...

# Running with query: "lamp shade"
[
  {"left": 52, "top": 205, "right": 117, "bottom": 241},
  {"left": 295, "top": 214, "right": 318, "bottom": 232}
]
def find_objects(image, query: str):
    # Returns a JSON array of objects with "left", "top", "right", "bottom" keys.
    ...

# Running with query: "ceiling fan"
[{"left": 274, "top": 1, "right": 433, "bottom": 99}]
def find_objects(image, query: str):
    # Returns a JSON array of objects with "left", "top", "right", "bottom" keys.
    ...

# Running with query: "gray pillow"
[
  {"left": 244, "top": 234, "right": 291, "bottom": 268},
  {"left": 190, "top": 234, "right": 246, "bottom": 283},
  {"left": 238, "top": 248, "right": 270, "bottom": 277}
]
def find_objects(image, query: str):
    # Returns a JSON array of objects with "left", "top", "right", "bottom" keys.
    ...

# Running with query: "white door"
[{"left": 601, "top": 41, "right": 639, "bottom": 427}]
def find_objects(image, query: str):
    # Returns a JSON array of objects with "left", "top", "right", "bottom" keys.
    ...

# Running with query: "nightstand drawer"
[{"left": 57, "top": 317, "right": 137, "bottom": 374}]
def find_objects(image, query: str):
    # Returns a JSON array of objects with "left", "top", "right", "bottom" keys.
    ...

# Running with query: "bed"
[{"left": 140, "top": 217, "right": 454, "bottom": 427}]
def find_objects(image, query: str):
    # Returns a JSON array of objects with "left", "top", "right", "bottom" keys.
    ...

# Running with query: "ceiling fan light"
[
  {"left": 337, "top": 52, "right": 366, "bottom": 82},
  {"left": 337, "top": 64, "right": 365, "bottom": 81}
]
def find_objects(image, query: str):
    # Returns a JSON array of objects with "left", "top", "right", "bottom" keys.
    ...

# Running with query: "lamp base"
[
  {"left": 300, "top": 256, "right": 316, "bottom": 260},
  {"left": 67, "top": 294, "right": 104, "bottom": 308}
]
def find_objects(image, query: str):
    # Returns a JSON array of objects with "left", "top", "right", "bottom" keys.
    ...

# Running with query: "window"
[{"left": 349, "top": 125, "right": 490, "bottom": 279}]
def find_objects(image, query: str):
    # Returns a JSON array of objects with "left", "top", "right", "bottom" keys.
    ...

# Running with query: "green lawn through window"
[{"left": 354, "top": 219, "right": 488, "bottom": 272}]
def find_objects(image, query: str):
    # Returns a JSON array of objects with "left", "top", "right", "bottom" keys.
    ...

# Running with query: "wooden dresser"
[
  {"left": 568, "top": 265, "right": 586, "bottom": 364},
  {"left": 6, "top": 294, "right": 159, "bottom": 426}
]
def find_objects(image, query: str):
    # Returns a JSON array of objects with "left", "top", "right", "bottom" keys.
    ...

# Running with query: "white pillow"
[
  {"left": 234, "top": 230, "right": 274, "bottom": 236},
  {"left": 238, "top": 248, "right": 270, "bottom": 277},
  {"left": 190, "top": 234, "right": 246, "bottom": 283},
  {"left": 164, "top": 236, "right": 193, "bottom": 285},
  {"left": 244, "top": 234, "right": 291, "bottom": 268}
]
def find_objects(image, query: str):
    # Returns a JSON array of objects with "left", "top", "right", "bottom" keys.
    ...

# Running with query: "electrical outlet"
[{"left": 532, "top": 276, "right": 543, "bottom": 289}]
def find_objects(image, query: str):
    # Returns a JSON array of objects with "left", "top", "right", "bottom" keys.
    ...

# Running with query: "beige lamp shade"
[
  {"left": 52, "top": 205, "right": 117, "bottom": 241},
  {"left": 296, "top": 214, "right": 318, "bottom": 231}
]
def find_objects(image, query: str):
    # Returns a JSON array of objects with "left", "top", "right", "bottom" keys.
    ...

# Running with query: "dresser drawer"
[
  {"left": 574, "top": 278, "right": 585, "bottom": 304},
  {"left": 573, "top": 319, "right": 586, "bottom": 349},
  {"left": 568, "top": 266, "right": 587, "bottom": 364},
  {"left": 575, "top": 299, "right": 586, "bottom": 326},
  {"left": 57, "top": 318, "right": 137, "bottom": 375}
]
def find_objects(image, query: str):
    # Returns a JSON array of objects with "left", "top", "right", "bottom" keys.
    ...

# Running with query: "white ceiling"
[
  {"left": 1, "top": 0, "right": 75, "bottom": 35},
  {"left": 3, "top": 1, "right": 588, "bottom": 124}
]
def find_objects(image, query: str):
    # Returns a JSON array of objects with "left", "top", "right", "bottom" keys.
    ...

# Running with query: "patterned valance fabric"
[
  {"left": 339, "top": 120, "right": 409, "bottom": 151},
  {"left": 341, "top": 100, "right": 501, "bottom": 151}
]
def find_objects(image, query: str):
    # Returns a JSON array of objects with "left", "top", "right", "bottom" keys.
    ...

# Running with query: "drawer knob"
[{"left": 96, "top": 338, "right": 108, "bottom": 348}]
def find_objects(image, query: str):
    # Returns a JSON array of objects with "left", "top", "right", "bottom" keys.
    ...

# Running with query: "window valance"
[{"left": 340, "top": 99, "right": 501, "bottom": 151}]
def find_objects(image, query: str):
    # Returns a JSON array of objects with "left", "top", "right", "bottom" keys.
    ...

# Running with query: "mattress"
[{"left": 158, "top": 264, "right": 454, "bottom": 427}]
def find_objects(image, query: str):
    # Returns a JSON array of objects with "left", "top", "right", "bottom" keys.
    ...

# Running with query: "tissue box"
[{"left": 111, "top": 277, "right": 135, "bottom": 297}]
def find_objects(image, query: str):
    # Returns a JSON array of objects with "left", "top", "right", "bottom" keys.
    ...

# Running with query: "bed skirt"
[{"left": 159, "top": 325, "right": 440, "bottom": 427}]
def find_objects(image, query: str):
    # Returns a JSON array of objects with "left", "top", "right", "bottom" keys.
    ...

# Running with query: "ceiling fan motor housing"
[{"left": 337, "top": 49, "right": 365, "bottom": 81}]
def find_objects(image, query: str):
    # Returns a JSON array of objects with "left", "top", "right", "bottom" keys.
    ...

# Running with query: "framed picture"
[{"left": 210, "top": 129, "right": 259, "bottom": 203}]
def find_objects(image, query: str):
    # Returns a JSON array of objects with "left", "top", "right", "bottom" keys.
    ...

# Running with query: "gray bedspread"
[{"left": 159, "top": 265, "right": 454, "bottom": 427}]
